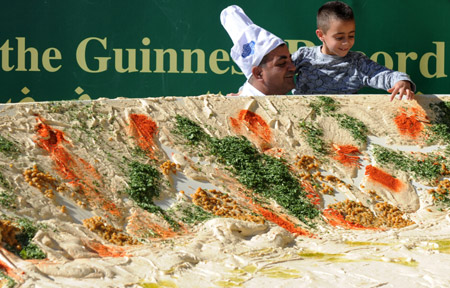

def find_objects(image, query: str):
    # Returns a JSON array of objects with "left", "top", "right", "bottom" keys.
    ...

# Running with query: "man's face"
[
  {"left": 317, "top": 19, "right": 355, "bottom": 57},
  {"left": 260, "top": 45, "right": 295, "bottom": 95}
]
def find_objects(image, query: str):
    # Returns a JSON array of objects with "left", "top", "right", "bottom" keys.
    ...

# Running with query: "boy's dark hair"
[{"left": 317, "top": 1, "right": 354, "bottom": 32}]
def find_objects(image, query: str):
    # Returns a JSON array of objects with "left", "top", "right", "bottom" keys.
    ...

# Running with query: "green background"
[{"left": 1, "top": 0, "right": 448, "bottom": 103}]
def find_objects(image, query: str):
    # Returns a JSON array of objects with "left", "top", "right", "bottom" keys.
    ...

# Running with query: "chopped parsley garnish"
[
  {"left": 299, "top": 121, "right": 328, "bottom": 155},
  {"left": 372, "top": 145, "right": 447, "bottom": 182},
  {"left": 174, "top": 116, "right": 320, "bottom": 226},
  {"left": 332, "top": 113, "right": 368, "bottom": 145},
  {"left": 304, "top": 96, "right": 368, "bottom": 146},
  {"left": 3, "top": 217, "right": 47, "bottom": 260},
  {"left": 309, "top": 96, "right": 338, "bottom": 115},
  {"left": 0, "top": 135, "right": 20, "bottom": 156},
  {"left": 426, "top": 101, "right": 450, "bottom": 144},
  {"left": 178, "top": 204, "right": 215, "bottom": 224},
  {"left": 173, "top": 115, "right": 211, "bottom": 144},
  {"left": 0, "top": 172, "right": 15, "bottom": 209},
  {"left": 125, "top": 161, "right": 179, "bottom": 230}
]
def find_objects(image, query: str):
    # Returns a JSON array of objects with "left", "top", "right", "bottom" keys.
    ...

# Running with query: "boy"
[{"left": 292, "top": 1, "right": 415, "bottom": 101}]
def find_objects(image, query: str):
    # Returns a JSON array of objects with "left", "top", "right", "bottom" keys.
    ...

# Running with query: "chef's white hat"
[{"left": 220, "top": 5, "right": 285, "bottom": 79}]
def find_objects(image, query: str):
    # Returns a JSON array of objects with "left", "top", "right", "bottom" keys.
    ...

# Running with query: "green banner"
[{"left": 1, "top": 0, "right": 448, "bottom": 103}]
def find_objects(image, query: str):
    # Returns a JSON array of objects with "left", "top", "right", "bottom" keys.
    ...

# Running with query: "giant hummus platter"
[{"left": 0, "top": 94, "right": 450, "bottom": 287}]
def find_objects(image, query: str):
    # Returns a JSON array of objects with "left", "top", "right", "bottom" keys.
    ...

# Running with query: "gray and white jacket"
[{"left": 292, "top": 46, "right": 415, "bottom": 94}]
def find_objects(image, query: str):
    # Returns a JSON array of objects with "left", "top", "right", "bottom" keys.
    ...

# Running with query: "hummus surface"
[{"left": 0, "top": 94, "right": 450, "bottom": 287}]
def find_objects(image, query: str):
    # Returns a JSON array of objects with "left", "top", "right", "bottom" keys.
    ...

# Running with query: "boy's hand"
[{"left": 387, "top": 81, "right": 415, "bottom": 101}]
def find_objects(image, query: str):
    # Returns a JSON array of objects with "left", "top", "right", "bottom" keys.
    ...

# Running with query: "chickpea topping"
[
  {"left": 328, "top": 200, "right": 414, "bottom": 229},
  {"left": 295, "top": 155, "right": 320, "bottom": 171},
  {"left": 23, "top": 165, "right": 65, "bottom": 199},
  {"left": 77, "top": 200, "right": 86, "bottom": 208},
  {"left": 0, "top": 220, "right": 21, "bottom": 250},
  {"left": 44, "top": 189, "right": 55, "bottom": 199},
  {"left": 192, "top": 188, "right": 264, "bottom": 224},
  {"left": 367, "top": 190, "right": 383, "bottom": 202},
  {"left": 295, "top": 155, "right": 350, "bottom": 197},
  {"left": 428, "top": 179, "right": 450, "bottom": 203},
  {"left": 440, "top": 163, "right": 450, "bottom": 176},
  {"left": 302, "top": 173, "right": 311, "bottom": 180},
  {"left": 83, "top": 216, "right": 139, "bottom": 246},
  {"left": 56, "top": 184, "right": 68, "bottom": 193},
  {"left": 160, "top": 160, "right": 178, "bottom": 175},
  {"left": 320, "top": 184, "right": 334, "bottom": 195}
]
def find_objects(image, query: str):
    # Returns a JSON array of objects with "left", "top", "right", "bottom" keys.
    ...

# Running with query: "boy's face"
[{"left": 316, "top": 19, "right": 355, "bottom": 57}]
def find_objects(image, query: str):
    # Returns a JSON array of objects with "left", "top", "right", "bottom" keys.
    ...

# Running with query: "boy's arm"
[
  {"left": 357, "top": 53, "right": 416, "bottom": 100},
  {"left": 291, "top": 46, "right": 309, "bottom": 73}
]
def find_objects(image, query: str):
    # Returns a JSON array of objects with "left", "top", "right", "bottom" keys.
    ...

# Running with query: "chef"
[{"left": 220, "top": 5, "right": 295, "bottom": 96}]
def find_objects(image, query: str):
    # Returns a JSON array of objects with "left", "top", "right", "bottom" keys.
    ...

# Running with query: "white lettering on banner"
[
  {"left": 396, "top": 52, "right": 418, "bottom": 73},
  {"left": 181, "top": 49, "right": 207, "bottom": 74},
  {"left": 370, "top": 52, "right": 394, "bottom": 70},
  {"left": 140, "top": 37, "right": 152, "bottom": 72},
  {"left": 0, "top": 37, "right": 62, "bottom": 72},
  {"left": 420, "top": 42, "right": 447, "bottom": 78},
  {"left": 76, "top": 37, "right": 109, "bottom": 73},
  {"left": 0, "top": 37, "right": 446, "bottom": 79},
  {"left": 42, "top": 48, "right": 62, "bottom": 72},
  {"left": 370, "top": 42, "right": 447, "bottom": 78}
]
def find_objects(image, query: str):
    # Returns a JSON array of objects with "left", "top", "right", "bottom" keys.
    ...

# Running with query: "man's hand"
[
  {"left": 387, "top": 81, "right": 415, "bottom": 101},
  {"left": 226, "top": 91, "right": 241, "bottom": 96}
]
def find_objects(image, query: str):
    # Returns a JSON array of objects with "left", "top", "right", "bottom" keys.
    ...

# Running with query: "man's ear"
[
  {"left": 316, "top": 29, "right": 324, "bottom": 41},
  {"left": 251, "top": 66, "right": 263, "bottom": 80}
]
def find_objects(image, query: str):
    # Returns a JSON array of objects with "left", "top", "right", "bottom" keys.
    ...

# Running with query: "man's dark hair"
[
  {"left": 258, "top": 43, "right": 287, "bottom": 67},
  {"left": 317, "top": 1, "right": 354, "bottom": 32}
]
